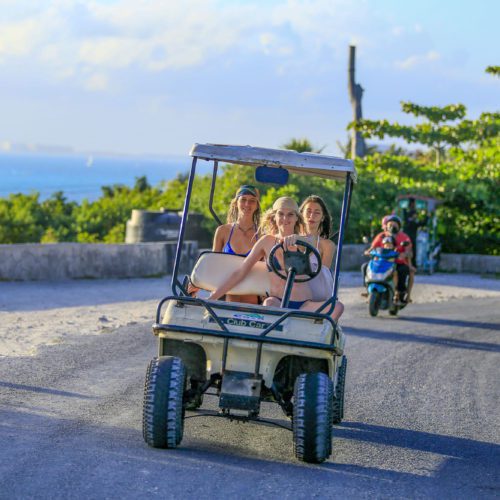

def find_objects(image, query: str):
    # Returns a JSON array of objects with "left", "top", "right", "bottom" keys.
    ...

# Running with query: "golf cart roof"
[{"left": 190, "top": 143, "right": 357, "bottom": 182}]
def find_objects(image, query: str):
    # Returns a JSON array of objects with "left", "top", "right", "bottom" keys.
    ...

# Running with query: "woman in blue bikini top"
[{"left": 212, "top": 185, "right": 261, "bottom": 303}]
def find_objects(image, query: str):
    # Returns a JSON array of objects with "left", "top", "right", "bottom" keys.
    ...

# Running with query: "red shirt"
[{"left": 371, "top": 231, "right": 412, "bottom": 265}]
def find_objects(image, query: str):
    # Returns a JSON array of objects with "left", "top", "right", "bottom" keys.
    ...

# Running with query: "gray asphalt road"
[{"left": 1, "top": 293, "right": 499, "bottom": 499}]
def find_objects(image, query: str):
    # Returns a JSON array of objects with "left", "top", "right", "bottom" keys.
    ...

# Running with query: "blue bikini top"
[{"left": 222, "top": 224, "right": 256, "bottom": 257}]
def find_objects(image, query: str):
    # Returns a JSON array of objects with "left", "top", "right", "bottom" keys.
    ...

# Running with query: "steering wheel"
[{"left": 267, "top": 239, "right": 322, "bottom": 283}]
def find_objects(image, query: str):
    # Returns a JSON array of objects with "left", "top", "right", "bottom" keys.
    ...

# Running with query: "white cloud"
[
  {"left": 0, "top": 18, "right": 45, "bottom": 57},
  {"left": 0, "top": 0, "right": 435, "bottom": 93},
  {"left": 395, "top": 50, "right": 441, "bottom": 70},
  {"left": 84, "top": 73, "right": 109, "bottom": 92},
  {"left": 0, "top": 0, "right": 375, "bottom": 74}
]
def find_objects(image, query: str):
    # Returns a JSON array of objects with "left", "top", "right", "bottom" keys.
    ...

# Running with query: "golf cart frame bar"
[{"left": 166, "top": 144, "right": 355, "bottom": 356}]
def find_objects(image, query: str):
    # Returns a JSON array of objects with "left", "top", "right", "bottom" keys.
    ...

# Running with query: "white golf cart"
[{"left": 142, "top": 144, "right": 356, "bottom": 463}]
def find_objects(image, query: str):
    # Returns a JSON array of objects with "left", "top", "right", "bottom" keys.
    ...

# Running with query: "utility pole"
[{"left": 348, "top": 45, "right": 366, "bottom": 158}]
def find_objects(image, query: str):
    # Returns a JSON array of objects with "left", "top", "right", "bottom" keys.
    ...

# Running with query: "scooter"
[{"left": 364, "top": 247, "right": 408, "bottom": 317}]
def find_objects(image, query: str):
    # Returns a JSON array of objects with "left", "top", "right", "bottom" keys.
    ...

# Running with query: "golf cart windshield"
[{"left": 170, "top": 143, "right": 356, "bottom": 317}]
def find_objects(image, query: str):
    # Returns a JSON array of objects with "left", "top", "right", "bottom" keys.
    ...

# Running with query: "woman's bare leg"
[
  {"left": 300, "top": 300, "right": 344, "bottom": 321},
  {"left": 263, "top": 296, "right": 281, "bottom": 307}
]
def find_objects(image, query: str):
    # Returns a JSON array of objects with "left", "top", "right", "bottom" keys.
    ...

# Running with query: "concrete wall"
[
  {"left": 340, "top": 245, "right": 500, "bottom": 274},
  {"left": 439, "top": 253, "right": 500, "bottom": 274},
  {"left": 0, "top": 242, "right": 198, "bottom": 281},
  {"left": 0, "top": 242, "right": 497, "bottom": 281}
]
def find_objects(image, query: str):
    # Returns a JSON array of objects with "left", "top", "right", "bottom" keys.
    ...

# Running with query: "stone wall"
[
  {"left": 0, "top": 242, "right": 198, "bottom": 281},
  {"left": 0, "top": 242, "right": 497, "bottom": 281}
]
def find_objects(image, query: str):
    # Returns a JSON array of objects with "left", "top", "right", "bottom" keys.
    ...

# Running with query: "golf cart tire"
[
  {"left": 332, "top": 357, "right": 347, "bottom": 425},
  {"left": 143, "top": 356, "right": 186, "bottom": 449},
  {"left": 293, "top": 372, "right": 333, "bottom": 463},
  {"left": 369, "top": 292, "right": 380, "bottom": 317}
]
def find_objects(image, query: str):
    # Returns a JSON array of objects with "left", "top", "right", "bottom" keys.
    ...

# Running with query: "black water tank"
[{"left": 125, "top": 209, "right": 211, "bottom": 246}]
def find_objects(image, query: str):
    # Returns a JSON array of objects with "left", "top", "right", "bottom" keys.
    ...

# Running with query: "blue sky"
[{"left": 0, "top": 0, "right": 498, "bottom": 156}]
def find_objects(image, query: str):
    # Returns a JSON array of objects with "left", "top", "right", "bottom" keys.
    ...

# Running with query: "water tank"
[{"left": 125, "top": 209, "right": 211, "bottom": 246}]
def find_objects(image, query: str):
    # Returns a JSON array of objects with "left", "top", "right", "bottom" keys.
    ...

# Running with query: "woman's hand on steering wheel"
[
  {"left": 282, "top": 234, "right": 298, "bottom": 251},
  {"left": 268, "top": 239, "right": 321, "bottom": 283}
]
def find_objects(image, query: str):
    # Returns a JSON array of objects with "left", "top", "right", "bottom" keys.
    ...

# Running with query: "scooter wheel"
[{"left": 368, "top": 292, "right": 380, "bottom": 317}]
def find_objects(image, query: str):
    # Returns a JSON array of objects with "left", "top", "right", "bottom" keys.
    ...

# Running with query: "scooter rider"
[{"left": 364, "top": 215, "right": 413, "bottom": 303}]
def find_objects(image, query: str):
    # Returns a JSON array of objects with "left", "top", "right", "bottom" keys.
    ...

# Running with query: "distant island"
[{"left": 0, "top": 140, "right": 185, "bottom": 160}]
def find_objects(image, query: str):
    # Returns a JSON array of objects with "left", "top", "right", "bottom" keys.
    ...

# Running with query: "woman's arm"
[
  {"left": 208, "top": 236, "right": 268, "bottom": 300},
  {"left": 320, "top": 239, "right": 335, "bottom": 268},
  {"left": 212, "top": 225, "right": 227, "bottom": 252}
]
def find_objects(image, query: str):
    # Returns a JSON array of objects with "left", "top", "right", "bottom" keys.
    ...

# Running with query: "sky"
[{"left": 0, "top": 0, "right": 498, "bottom": 157}]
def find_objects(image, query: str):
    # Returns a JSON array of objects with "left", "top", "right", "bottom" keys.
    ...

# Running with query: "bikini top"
[{"left": 222, "top": 223, "right": 256, "bottom": 257}]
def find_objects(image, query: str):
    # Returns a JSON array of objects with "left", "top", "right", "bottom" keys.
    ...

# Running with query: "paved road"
[{"left": 1, "top": 289, "right": 499, "bottom": 498}]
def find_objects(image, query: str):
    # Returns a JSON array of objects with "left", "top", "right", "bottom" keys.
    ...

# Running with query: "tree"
[
  {"left": 486, "top": 65, "right": 500, "bottom": 76},
  {"left": 282, "top": 138, "right": 324, "bottom": 153},
  {"left": 348, "top": 45, "right": 366, "bottom": 158},
  {"left": 351, "top": 102, "right": 470, "bottom": 166}
]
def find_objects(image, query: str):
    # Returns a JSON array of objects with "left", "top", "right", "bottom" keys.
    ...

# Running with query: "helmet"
[{"left": 385, "top": 215, "right": 402, "bottom": 228}]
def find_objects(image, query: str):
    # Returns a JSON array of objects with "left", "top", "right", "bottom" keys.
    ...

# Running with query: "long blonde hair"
[
  {"left": 259, "top": 197, "right": 304, "bottom": 235},
  {"left": 226, "top": 189, "right": 261, "bottom": 226}
]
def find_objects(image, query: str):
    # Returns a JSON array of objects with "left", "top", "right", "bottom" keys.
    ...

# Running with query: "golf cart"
[
  {"left": 142, "top": 144, "right": 356, "bottom": 463},
  {"left": 397, "top": 194, "right": 442, "bottom": 274}
]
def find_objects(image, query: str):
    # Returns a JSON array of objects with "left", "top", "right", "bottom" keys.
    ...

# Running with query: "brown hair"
[{"left": 299, "top": 195, "right": 333, "bottom": 239}]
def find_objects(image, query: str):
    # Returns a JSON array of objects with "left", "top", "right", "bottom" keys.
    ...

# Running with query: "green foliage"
[
  {"left": 349, "top": 101, "right": 500, "bottom": 166},
  {"left": 282, "top": 138, "right": 325, "bottom": 153},
  {"left": 486, "top": 66, "right": 500, "bottom": 76},
  {"left": 1, "top": 82, "right": 498, "bottom": 256},
  {"left": 0, "top": 193, "right": 45, "bottom": 243},
  {"left": 345, "top": 69, "right": 499, "bottom": 254},
  {"left": 400, "top": 102, "right": 466, "bottom": 123}
]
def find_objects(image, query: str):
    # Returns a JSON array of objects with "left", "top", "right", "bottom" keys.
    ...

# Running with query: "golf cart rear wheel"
[
  {"left": 143, "top": 356, "right": 186, "bottom": 449},
  {"left": 369, "top": 292, "right": 380, "bottom": 317},
  {"left": 293, "top": 372, "right": 333, "bottom": 463},
  {"left": 332, "top": 357, "right": 347, "bottom": 424}
]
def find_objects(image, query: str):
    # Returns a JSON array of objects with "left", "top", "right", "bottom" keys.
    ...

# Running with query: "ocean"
[{"left": 0, "top": 151, "right": 213, "bottom": 202}]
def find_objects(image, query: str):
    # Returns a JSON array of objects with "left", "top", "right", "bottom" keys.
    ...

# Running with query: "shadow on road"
[
  {"left": 343, "top": 326, "right": 500, "bottom": 353},
  {"left": 399, "top": 316, "right": 500, "bottom": 331},
  {"left": 0, "top": 381, "right": 97, "bottom": 399},
  {"left": 0, "top": 407, "right": 497, "bottom": 497},
  {"left": 335, "top": 421, "right": 500, "bottom": 459}
]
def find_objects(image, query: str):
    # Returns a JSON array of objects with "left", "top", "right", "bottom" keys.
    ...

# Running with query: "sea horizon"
[{"left": 0, "top": 150, "right": 212, "bottom": 202}]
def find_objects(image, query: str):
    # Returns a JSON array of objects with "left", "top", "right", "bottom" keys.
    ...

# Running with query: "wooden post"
[{"left": 348, "top": 45, "right": 366, "bottom": 158}]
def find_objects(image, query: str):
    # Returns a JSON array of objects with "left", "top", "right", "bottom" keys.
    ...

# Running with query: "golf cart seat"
[
  {"left": 159, "top": 251, "right": 342, "bottom": 387},
  {"left": 190, "top": 251, "right": 271, "bottom": 296}
]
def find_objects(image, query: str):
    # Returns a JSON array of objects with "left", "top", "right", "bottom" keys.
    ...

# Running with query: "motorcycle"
[{"left": 363, "top": 241, "right": 410, "bottom": 317}]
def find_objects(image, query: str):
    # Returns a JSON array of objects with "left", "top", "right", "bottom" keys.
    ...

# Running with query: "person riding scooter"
[{"left": 364, "top": 215, "right": 413, "bottom": 304}]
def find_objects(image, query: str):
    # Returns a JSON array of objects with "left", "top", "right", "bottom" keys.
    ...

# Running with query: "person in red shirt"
[{"left": 364, "top": 215, "right": 414, "bottom": 303}]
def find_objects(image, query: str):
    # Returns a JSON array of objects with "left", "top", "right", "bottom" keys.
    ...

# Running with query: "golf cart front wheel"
[
  {"left": 143, "top": 356, "right": 186, "bottom": 449},
  {"left": 293, "top": 372, "right": 333, "bottom": 463}
]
